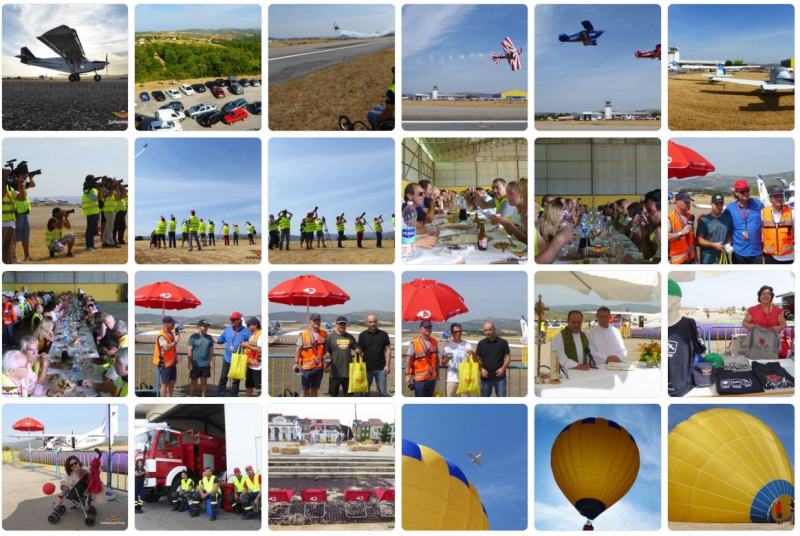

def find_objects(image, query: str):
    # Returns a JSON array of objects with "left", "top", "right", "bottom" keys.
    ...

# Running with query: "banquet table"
[
  {"left": 554, "top": 227, "right": 645, "bottom": 264},
  {"left": 534, "top": 362, "right": 662, "bottom": 397},
  {"left": 45, "top": 321, "right": 106, "bottom": 397}
]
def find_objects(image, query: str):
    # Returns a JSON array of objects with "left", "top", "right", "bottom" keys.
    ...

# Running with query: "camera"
[
  {"left": 64, "top": 209, "right": 75, "bottom": 215},
  {"left": 4, "top": 160, "right": 42, "bottom": 187}
]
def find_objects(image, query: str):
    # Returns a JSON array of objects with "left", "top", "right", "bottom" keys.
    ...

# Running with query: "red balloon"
[{"left": 42, "top": 482, "right": 56, "bottom": 495}]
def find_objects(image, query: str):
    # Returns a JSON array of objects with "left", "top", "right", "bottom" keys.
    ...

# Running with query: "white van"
[{"left": 155, "top": 109, "right": 186, "bottom": 122}]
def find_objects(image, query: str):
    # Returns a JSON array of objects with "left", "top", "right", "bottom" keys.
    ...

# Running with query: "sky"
[
  {"left": 402, "top": 4, "right": 528, "bottom": 94},
  {"left": 135, "top": 138, "right": 261, "bottom": 235},
  {"left": 535, "top": 404, "right": 661, "bottom": 531},
  {"left": 670, "top": 138, "right": 794, "bottom": 179},
  {"left": 401, "top": 271, "right": 527, "bottom": 321},
  {"left": 669, "top": 271, "right": 795, "bottom": 309},
  {"left": 668, "top": 404, "right": 794, "bottom": 467},
  {"left": 535, "top": 4, "right": 660, "bottom": 112},
  {"left": 669, "top": 5, "right": 794, "bottom": 64},
  {"left": 404, "top": 404, "right": 527, "bottom": 531},
  {"left": 268, "top": 138, "right": 394, "bottom": 227},
  {"left": 3, "top": 138, "right": 127, "bottom": 197},
  {"left": 535, "top": 272, "right": 660, "bottom": 308},
  {"left": 269, "top": 4, "right": 394, "bottom": 39},
  {"left": 135, "top": 4, "right": 261, "bottom": 32},
  {"left": 135, "top": 271, "right": 261, "bottom": 317},
  {"left": 269, "top": 271, "right": 394, "bottom": 315},
  {"left": 269, "top": 403, "right": 394, "bottom": 424},
  {"left": 3, "top": 404, "right": 128, "bottom": 443},
  {"left": 2, "top": 4, "right": 128, "bottom": 77}
]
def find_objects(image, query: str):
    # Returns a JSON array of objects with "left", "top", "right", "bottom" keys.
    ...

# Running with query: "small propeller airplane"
[
  {"left": 468, "top": 450, "right": 485, "bottom": 466},
  {"left": 9, "top": 409, "right": 117, "bottom": 451},
  {"left": 634, "top": 44, "right": 660, "bottom": 60},
  {"left": 559, "top": 20, "right": 604, "bottom": 46},
  {"left": 16, "top": 25, "right": 109, "bottom": 82},
  {"left": 702, "top": 65, "right": 733, "bottom": 79},
  {"left": 333, "top": 22, "right": 341, "bottom": 33},
  {"left": 491, "top": 37, "right": 523, "bottom": 72},
  {"left": 711, "top": 66, "right": 794, "bottom": 94}
]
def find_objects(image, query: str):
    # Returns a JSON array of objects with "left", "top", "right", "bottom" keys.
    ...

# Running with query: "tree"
[{"left": 380, "top": 423, "right": 391, "bottom": 443}]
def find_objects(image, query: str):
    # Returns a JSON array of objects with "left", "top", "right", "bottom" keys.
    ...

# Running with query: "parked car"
[
  {"left": 222, "top": 98, "right": 248, "bottom": 114},
  {"left": 160, "top": 101, "right": 184, "bottom": 112},
  {"left": 192, "top": 83, "right": 206, "bottom": 93},
  {"left": 215, "top": 78, "right": 227, "bottom": 87},
  {"left": 156, "top": 108, "right": 186, "bottom": 122},
  {"left": 139, "top": 92, "right": 151, "bottom": 102},
  {"left": 179, "top": 84, "right": 194, "bottom": 96},
  {"left": 253, "top": 101, "right": 262, "bottom": 115},
  {"left": 187, "top": 102, "right": 217, "bottom": 118},
  {"left": 197, "top": 111, "right": 225, "bottom": 128},
  {"left": 239, "top": 78, "right": 250, "bottom": 87},
  {"left": 148, "top": 120, "right": 183, "bottom": 132},
  {"left": 212, "top": 86, "right": 226, "bottom": 99},
  {"left": 205, "top": 81, "right": 218, "bottom": 90},
  {"left": 223, "top": 109, "right": 248, "bottom": 125},
  {"left": 251, "top": 79, "right": 261, "bottom": 87},
  {"left": 165, "top": 88, "right": 181, "bottom": 99},
  {"left": 152, "top": 90, "right": 166, "bottom": 102},
  {"left": 229, "top": 83, "right": 244, "bottom": 95}
]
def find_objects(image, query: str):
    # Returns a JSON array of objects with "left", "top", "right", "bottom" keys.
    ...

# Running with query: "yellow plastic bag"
[
  {"left": 229, "top": 345, "right": 248, "bottom": 381},
  {"left": 457, "top": 355, "right": 481, "bottom": 395},
  {"left": 349, "top": 355, "right": 368, "bottom": 394}
]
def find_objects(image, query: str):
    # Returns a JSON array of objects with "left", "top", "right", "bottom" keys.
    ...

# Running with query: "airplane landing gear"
[
  {"left": 68, "top": 74, "right": 81, "bottom": 82},
  {"left": 94, "top": 74, "right": 101, "bottom": 82}
]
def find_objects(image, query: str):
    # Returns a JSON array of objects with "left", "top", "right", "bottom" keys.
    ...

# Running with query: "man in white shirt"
[
  {"left": 441, "top": 323, "right": 475, "bottom": 397},
  {"left": 549, "top": 311, "right": 591, "bottom": 371},
  {"left": 587, "top": 307, "right": 626, "bottom": 365}
]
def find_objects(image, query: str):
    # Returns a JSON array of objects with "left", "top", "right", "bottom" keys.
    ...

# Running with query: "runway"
[
  {"left": 269, "top": 37, "right": 395, "bottom": 84},
  {"left": 402, "top": 104, "right": 528, "bottom": 131}
]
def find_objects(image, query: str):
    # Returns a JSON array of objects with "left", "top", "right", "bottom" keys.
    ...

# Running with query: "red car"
[
  {"left": 212, "top": 86, "right": 226, "bottom": 99},
  {"left": 223, "top": 109, "right": 248, "bottom": 124}
]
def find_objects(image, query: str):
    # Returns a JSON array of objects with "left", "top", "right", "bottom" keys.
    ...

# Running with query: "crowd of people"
[
  {"left": 149, "top": 213, "right": 258, "bottom": 250},
  {"left": 268, "top": 208, "right": 390, "bottom": 250},
  {"left": 668, "top": 181, "right": 793, "bottom": 264}
]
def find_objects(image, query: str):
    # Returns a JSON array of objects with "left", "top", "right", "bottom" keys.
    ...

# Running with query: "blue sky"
[
  {"left": 268, "top": 138, "right": 394, "bottom": 226},
  {"left": 668, "top": 404, "right": 794, "bottom": 467},
  {"left": 135, "top": 138, "right": 261, "bottom": 235},
  {"left": 669, "top": 271, "right": 794, "bottom": 309},
  {"left": 402, "top": 4, "right": 527, "bottom": 94},
  {"left": 3, "top": 138, "right": 127, "bottom": 197},
  {"left": 403, "top": 404, "right": 527, "bottom": 530},
  {"left": 3, "top": 404, "right": 128, "bottom": 443},
  {"left": 535, "top": 4, "right": 660, "bottom": 112},
  {"left": 3, "top": 4, "right": 128, "bottom": 77},
  {"left": 669, "top": 5, "right": 794, "bottom": 64},
  {"left": 135, "top": 4, "right": 261, "bottom": 32},
  {"left": 269, "top": 271, "right": 394, "bottom": 314},
  {"left": 135, "top": 271, "right": 261, "bottom": 317},
  {"left": 269, "top": 4, "right": 394, "bottom": 39},
  {"left": 535, "top": 404, "right": 661, "bottom": 531},
  {"left": 535, "top": 272, "right": 660, "bottom": 308},
  {"left": 670, "top": 138, "right": 794, "bottom": 178}
]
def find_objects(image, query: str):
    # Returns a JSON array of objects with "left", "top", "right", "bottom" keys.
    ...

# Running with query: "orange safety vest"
[
  {"left": 762, "top": 206, "right": 794, "bottom": 256},
  {"left": 152, "top": 329, "right": 177, "bottom": 368},
  {"left": 2, "top": 302, "right": 16, "bottom": 326},
  {"left": 246, "top": 330, "right": 261, "bottom": 367},
  {"left": 300, "top": 329, "right": 326, "bottom": 370},
  {"left": 668, "top": 211, "right": 696, "bottom": 264},
  {"left": 409, "top": 336, "right": 439, "bottom": 382}
]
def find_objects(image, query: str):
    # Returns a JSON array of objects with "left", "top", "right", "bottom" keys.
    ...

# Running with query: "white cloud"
[{"left": 402, "top": 5, "right": 477, "bottom": 59}]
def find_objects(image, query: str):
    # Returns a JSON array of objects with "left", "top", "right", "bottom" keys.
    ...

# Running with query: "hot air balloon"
[
  {"left": 669, "top": 408, "right": 794, "bottom": 524},
  {"left": 402, "top": 439, "right": 489, "bottom": 530},
  {"left": 551, "top": 417, "right": 640, "bottom": 529}
]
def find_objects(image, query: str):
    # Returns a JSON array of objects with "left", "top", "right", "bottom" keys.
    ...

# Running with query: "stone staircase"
[{"left": 268, "top": 455, "right": 395, "bottom": 480}]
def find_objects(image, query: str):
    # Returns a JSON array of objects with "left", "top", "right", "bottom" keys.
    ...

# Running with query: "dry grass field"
[
  {"left": 405, "top": 100, "right": 527, "bottom": 108},
  {"left": 669, "top": 73, "right": 794, "bottom": 130},
  {"left": 135, "top": 74, "right": 262, "bottom": 93},
  {"left": 268, "top": 238, "right": 394, "bottom": 264},
  {"left": 268, "top": 48, "right": 393, "bottom": 130},
  {"left": 135, "top": 240, "right": 261, "bottom": 264}
]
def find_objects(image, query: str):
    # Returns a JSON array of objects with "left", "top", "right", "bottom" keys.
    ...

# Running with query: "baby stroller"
[{"left": 48, "top": 451, "right": 103, "bottom": 527}]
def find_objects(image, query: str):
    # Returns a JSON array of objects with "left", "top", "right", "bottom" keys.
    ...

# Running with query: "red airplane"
[{"left": 634, "top": 44, "right": 660, "bottom": 60}]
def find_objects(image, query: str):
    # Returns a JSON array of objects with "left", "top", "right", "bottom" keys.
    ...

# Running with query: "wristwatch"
[{"left": 678, "top": 230, "right": 683, "bottom": 237}]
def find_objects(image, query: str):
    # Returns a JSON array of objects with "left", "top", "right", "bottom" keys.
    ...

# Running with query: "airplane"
[
  {"left": 333, "top": 22, "right": 341, "bottom": 33},
  {"left": 491, "top": 37, "right": 523, "bottom": 72},
  {"left": 703, "top": 65, "right": 733, "bottom": 79},
  {"left": 9, "top": 408, "right": 118, "bottom": 451},
  {"left": 15, "top": 25, "right": 109, "bottom": 82},
  {"left": 757, "top": 174, "right": 795, "bottom": 209},
  {"left": 635, "top": 44, "right": 660, "bottom": 60},
  {"left": 468, "top": 450, "right": 484, "bottom": 466},
  {"left": 559, "top": 21, "right": 604, "bottom": 46},
  {"left": 711, "top": 66, "right": 794, "bottom": 94}
]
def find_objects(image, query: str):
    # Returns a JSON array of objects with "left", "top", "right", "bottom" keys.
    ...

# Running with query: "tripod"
[{"left": 322, "top": 219, "right": 333, "bottom": 248}]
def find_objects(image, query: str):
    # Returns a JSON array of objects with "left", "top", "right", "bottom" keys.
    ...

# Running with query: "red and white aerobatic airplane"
[{"left": 492, "top": 37, "right": 523, "bottom": 71}]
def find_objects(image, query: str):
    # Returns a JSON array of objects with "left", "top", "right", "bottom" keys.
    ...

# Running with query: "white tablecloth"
[
  {"left": 403, "top": 219, "right": 528, "bottom": 265},
  {"left": 554, "top": 228, "right": 644, "bottom": 264},
  {"left": 534, "top": 363, "right": 662, "bottom": 397}
]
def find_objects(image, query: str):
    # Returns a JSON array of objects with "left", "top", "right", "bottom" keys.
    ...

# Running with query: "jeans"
[
  {"left": 85, "top": 214, "right": 99, "bottom": 249},
  {"left": 376, "top": 232, "right": 382, "bottom": 247},
  {"left": 114, "top": 210, "right": 127, "bottom": 243},
  {"left": 280, "top": 229, "right": 290, "bottom": 250},
  {"left": 3, "top": 324, "right": 14, "bottom": 347},
  {"left": 217, "top": 359, "right": 240, "bottom": 397},
  {"left": 188, "top": 231, "right": 201, "bottom": 251},
  {"left": 362, "top": 370, "right": 388, "bottom": 397},
  {"left": 480, "top": 376, "right": 508, "bottom": 397},
  {"left": 412, "top": 379, "right": 437, "bottom": 397},
  {"left": 269, "top": 230, "right": 279, "bottom": 249},
  {"left": 338, "top": 231, "right": 345, "bottom": 247},
  {"left": 168, "top": 231, "right": 176, "bottom": 248},
  {"left": 733, "top": 252, "right": 763, "bottom": 264},
  {"left": 367, "top": 105, "right": 385, "bottom": 129},
  {"left": 765, "top": 255, "right": 793, "bottom": 264}
]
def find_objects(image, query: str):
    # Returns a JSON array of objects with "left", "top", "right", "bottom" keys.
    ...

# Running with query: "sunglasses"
[
  {"left": 451, "top": 330, "right": 462, "bottom": 334},
  {"left": 735, "top": 189, "right": 749, "bottom": 194},
  {"left": 70, "top": 461, "right": 80, "bottom": 467}
]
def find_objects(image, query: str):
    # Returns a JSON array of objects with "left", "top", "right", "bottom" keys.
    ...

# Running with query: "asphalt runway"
[
  {"left": 535, "top": 121, "right": 661, "bottom": 131},
  {"left": 269, "top": 37, "right": 395, "bottom": 85},
  {"left": 402, "top": 104, "right": 527, "bottom": 131}
]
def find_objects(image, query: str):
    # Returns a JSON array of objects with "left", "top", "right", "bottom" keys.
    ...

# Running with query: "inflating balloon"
[
  {"left": 551, "top": 417, "right": 640, "bottom": 527},
  {"left": 669, "top": 408, "right": 794, "bottom": 523},
  {"left": 402, "top": 439, "right": 489, "bottom": 530},
  {"left": 42, "top": 482, "right": 56, "bottom": 495}
]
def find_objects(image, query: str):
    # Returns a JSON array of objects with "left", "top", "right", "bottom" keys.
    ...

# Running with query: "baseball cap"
[
  {"left": 309, "top": 313, "right": 321, "bottom": 321},
  {"left": 733, "top": 180, "right": 749, "bottom": 191},
  {"left": 233, "top": 467, "right": 241, "bottom": 473},
  {"left": 162, "top": 316, "right": 175, "bottom": 324},
  {"left": 245, "top": 465, "right": 253, "bottom": 471},
  {"left": 420, "top": 320, "right": 433, "bottom": 328},
  {"left": 668, "top": 279, "right": 682, "bottom": 298},
  {"left": 197, "top": 319, "right": 209, "bottom": 327},
  {"left": 769, "top": 186, "right": 784, "bottom": 197},
  {"left": 675, "top": 191, "right": 693, "bottom": 202},
  {"left": 336, "top": 316, "right": 348, "bottom": 324},
  {"left": 191, "top": 210, "right": 196, "bottom": 215},
  {"left": 711, "top": 194, "right": 724, "bottom": 204},
  {"left": 230, "top": 312, "right": 243, "bottom": 320},
  {"left": 246, "top": 316, "right": 261, "bottom": 326}
]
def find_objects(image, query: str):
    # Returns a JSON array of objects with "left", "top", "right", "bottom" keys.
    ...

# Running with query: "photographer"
[
  {"left": 12, "top": 172, "right": 35, "bottom": 263},
  {"left": 374, "top": 215, "right": 384, "bottom": 248},
  {"left": 246, "top": 221, "right": 256, "bottom": 245},
  {"left": 113, "top": 183, "right": 128, "bottom": 245},
  {"left": 336, "top": 214, "right": 347, "bottom": 248},
  {"left": 100, "top": 178, "right": 121, "bottom": 249},
  {"left": 45, "top": 208, "right": 76, "bottom": 259},
  {"left": 232, "top": 223, "right": 240, "bottom": 246},
  {"left": 315, "top": 214, "right": 325, "bottom": 248},
  {"left": 268, "top": 215, "right": 279, "bottom": 250},
  {"left": 207, "top": 220, "right": 216, "bottom": 246},
  {"left": 81, "top": 175, "right": 101, "bottom": 252},
  {"left": 2, "top": 170, "right": 17, "bottom": 264},
  {"left": 355, "top": 214, "right": 366, "bottom": 249},
  {"left": 278, "top": 210, "right": 292, "bottom": 251}
]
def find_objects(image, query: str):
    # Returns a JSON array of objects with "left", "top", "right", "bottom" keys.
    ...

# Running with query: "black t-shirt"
[
  {"left": 324, "top": 331, "right": 357, "bottom": 378},
  {"left": 716, "top": 370, "right": 765, "bottom": 395},
  {"left": 476, "top": 337, "right": 510, "bottom": 379},
  {"left": 668, "top": 317, "right": 706, "bottom": 397},
  {"left": 357, "top": 329, "right": 391, "bottom": 371},
  {"left": 752, "top": 361, "right": 795, "bottom": 390}
]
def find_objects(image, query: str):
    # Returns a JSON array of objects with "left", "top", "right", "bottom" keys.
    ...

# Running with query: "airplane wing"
[
  {"left": 474, "top": 457, "right": 483, "bottom": 467},
  {"left": 37, "top": 25, "right": 85, "bottom": 62},
  {"left": 709, "top": 77, "right": 764, "bottom": 86},
  {"left": 501, "top": 37, "right": 515, "bottom": 55},
  {"left": 581, "top": 20, "right": 594, "bottom": 32},
  {"left": 9, "top": 433, "right": 104, "bottom": 439}
]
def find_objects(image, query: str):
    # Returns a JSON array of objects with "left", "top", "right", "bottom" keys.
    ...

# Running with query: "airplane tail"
[
  {"left": 491, "top": 52, "right": 502, "bottom": 65},
  {"left": 16, "top": 47, "right": 36, "bottom": 63},
  {"left": 756, "top": 174, "right": 770, "bottom": 205},
  {"left": 716, "top": 66, "right": 727, "bottom": 76},
  {"left": 520, "top": 315, "right": 528, "bottom": 345}
]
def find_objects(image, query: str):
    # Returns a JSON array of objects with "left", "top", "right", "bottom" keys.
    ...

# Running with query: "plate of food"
[
  {"left": 439, "top": 234, "right": 491, "bottom": 246},
  {"left": 490, "top": 240, "right": 525, "bottom": 253},
  {"left": 52, "top": 379, "right": 77, "bottom": 395}
]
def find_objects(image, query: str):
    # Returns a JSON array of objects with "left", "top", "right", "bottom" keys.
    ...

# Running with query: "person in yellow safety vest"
[
  {"left": 278, "top": 210, "right": 292, "bottom": 250},
  {"left": 243, "top": 317, "right": 262, "bottom": 397},
  {"left": 355, "top": 215, "right": 365, "bottom": 248},
  {"left": 294, "top": 313, "right": 327, "bottom": 397},
  {"left": 335, "top": 215, "right": 347, "bottom": 248},
  {"left": 239, "top": 465, "right": 261, "bottom": 520},
  {"left": 155, "top": 217, "right": 167, "bottom": 249},
  {"left": 81, "top": 175, "right": 101, "bottom": 252},
  {"left": 268, "top": 215, "right": 279, "bottom": 250},
  {"left": 368, "top": 66, "right": 395, "bottom": 130},
  {"left": 763, "top": 186, "right": 794, "bottom": 264},
  {"left": 81, "top": 348, "right": 128, "bottom": 397},
  {"left": 11, "top": 171, "right": 35, "bottom": 263},
  {"left": 405, "top": 320, "right": 439, "bottom": 397},
  {"left": 46, "top": 208, "right": 76, "bottom": 259},
  {"left": 207, "top": 220, "right": 216, "bottom": 246},
  {"left": 167, "top": 216, "right": 177, "bottom": 248},
  {"left": 153, "top": 316, "right": 180, "bottom": 397},
  {"left": 233, "top": 223, "right": 240, "bottom": 246},
  {"left": 181, "top": 220, "right": 189, "bottom": 247},
  {"left": 113, "top": 185, "right": 128, "bottom": 246},
  {"left": 29, "top": 304, "right": 43, "bottom": 332},
  {"left": 374, "top": 216, "right": 384, "bottom": 248},
  {"left": 667, "top": 191, "right": 696, "bottom": 264},
  {"left": 302, "top": 215, "right": 313, "bottom": 250},
  {"left": 20, "top": 335, "right": 48, "bottom": 387},
  {"left": 199, "top": 218, "right": 207, "bottom": 246},
  {"left": 100, "top": 178, "right": 121, "bottom": 249},
  {"left": 2, "top": 294, "right": 17, "bottom": 349},
  {"left": 227, "top": 467, "right": 247, "bottom": 514},
  {"left": 192, "top": 467, "right": 221, "bottom": 520},
  {"left": 246, "top": 221, "right": 256, "bottom": 245},
  {"left": 314, "top": 217, "right": 326, "bottom": 248},
  {"left": 391, "top": 213, "right": 395, "bottom": 229},
  {"left": 187, "top": 210, "right": 202, "bottom": 251},
  {"left": 2, "top": 173, "right": 18, "bottom": 264},
  {"left": 171, "top": 470, "right": 195, "bottom": 511},
  {"left": 222, "top": 221, "right": 230, "bottom": 246}
]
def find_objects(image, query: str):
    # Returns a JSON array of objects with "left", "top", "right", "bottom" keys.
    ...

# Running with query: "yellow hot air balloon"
[
  {"left": 551, "top": 417, "right": 640, "bottom": 526},
  {"left": 669, "top": 408, "right": 794, "bottom": 523},
  {"left": 402, "top": 439, "right": 489, "bottom": 530}
]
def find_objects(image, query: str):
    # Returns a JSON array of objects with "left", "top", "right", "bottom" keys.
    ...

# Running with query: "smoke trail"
[
  {"left": 134, "top": 144, "right": 148, "bottom": 159},
  {"left": 338, "top": 26, "right": 394, "bottom": 39}
]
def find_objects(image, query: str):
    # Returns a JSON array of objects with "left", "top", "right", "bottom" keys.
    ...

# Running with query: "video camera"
[{"left": 4, "top": 159, "right": 42, "bottom": 187}]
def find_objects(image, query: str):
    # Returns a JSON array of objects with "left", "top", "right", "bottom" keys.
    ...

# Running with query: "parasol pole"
[{"left": 28, "top": 432, "right": 33, "bottom": 471}]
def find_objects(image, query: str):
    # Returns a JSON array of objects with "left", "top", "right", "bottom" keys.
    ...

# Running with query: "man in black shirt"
[
  {"left": 323, "top": 317, "right": 358, "bottom": 397},
  {"left": 475, "top": 322, "right": 510, "bottom": 397},
  {"left": 357, "top": 314, "right": 392, "bottom": 396}
]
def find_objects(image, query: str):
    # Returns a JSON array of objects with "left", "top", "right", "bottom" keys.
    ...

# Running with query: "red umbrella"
[
  {"left": 134, "top": 282, "right": 202, "bottom": 316},
  {"left": 668, "top": 140, "right": 716, "bottom": 179},
  {"left": 12, "top": 418, "right": 44, "bottom": 471},
  {"left": 268, "top": 275, "right": 350, "bottom": 322},
  {"left": 401, "top": 279, "right": 469, "bottom": 322}
]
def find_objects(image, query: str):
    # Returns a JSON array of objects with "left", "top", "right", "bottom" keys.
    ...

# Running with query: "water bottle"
[
  {"left": 72, "top": 361, "right": 80, "bottom": 383},
  {"left": 401, "top": 202, "right": 417, "bottom": 259}
]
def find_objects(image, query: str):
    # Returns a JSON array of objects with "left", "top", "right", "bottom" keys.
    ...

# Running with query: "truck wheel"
[{"left": 143, "top": 489, "right": 161, "bottom": 503}]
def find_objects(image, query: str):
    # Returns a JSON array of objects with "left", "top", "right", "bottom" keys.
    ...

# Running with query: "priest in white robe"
[{"left": 587, "top": 307, "right": 627, "bottom": 364}]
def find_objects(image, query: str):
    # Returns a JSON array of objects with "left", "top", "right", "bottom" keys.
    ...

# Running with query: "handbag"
[
  {"left": 229, "top": 344, "right": 248, "bottom": 381},
  {"left": 457, "top": 354, "right": 481, "bottom": 395},
  {"left": 348, "top": 355, "right": 368, "bottom": 394}
]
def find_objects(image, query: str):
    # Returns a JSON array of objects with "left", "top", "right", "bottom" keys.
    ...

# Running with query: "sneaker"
[
  {"left": 66, "top": 253, "right": 75, "bottom": 258},
  {"left": 117, "top": 241, "right": 126, "bottom": 245},
  {"left": 12, "top": 258, "right": 20, "bottom": 264},
  {"left": 86, "top": 247, "right": 97, "bottom": 252},
  {"left": 25, "top": 256, "right": 34, "bottom": 262}
]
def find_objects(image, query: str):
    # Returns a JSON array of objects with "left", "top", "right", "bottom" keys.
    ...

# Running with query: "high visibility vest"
[
  {"left": 119, "top": 197, "right": 128, "bottom": 211},
  {"left": 208, "top": 224, "right": 214, "bottom": 234},
  {"left": 3, "top": 302, "right": 17, "bottom": 325},
  {"left": 2, "top": 186, "right": 16, "bottom": 223},
  {"left": 188, "top": 216, "right": 199, "bottom": 232},
  {"left": 2, "top": 372, "right": 28, "bottom": 397},
  {"left": 156, "top": 221, "right": 167, "bottom": 235},
  {"left": 180, "top": 478, "right": 194, "bottom": 491},
  {"left": 181, "top": 224, "right": 188, "bottom": 234},
  {"left": 494, "top": 196, "right": 507, "bottom": 213},
  {"left": 81, "top": 188, "right": 100, "bottom": 216},
  {"left": 247, "top": 225, "right": 255, "bottom": 235},
  {"left": 13, "top": 192, "right": 30, "bottom": 215},
  {"left": 355, "top": 220, "right": 365, "bottom": 232},
  {"left": 113, "top": 375, "right": 127, "bottom": 397},
  {"left": 336, "top": 220, "right": 345, "bottom": 232},
  {"left": 45, "top": 217, "right": 62, "bottom": 247},
  {"left": 392, "top": 216, "right": 395, "bottom": 227},
  {"left": 668, "top": 211, "right": 696, "bottom": 264},
  {"left": 268, "top": 221, "right": 278, "bottom": 232},
  {"left": 315, "top": 220, "right": 323, "bottom": 232},
  {"left": 374, "top": 221, "right": 382, "bottom": 233},
  {"left": 762, "top": 206, "right": 794, "bottom": 256},
  {"left": 168, "top": 220, "right": 177, "bottom": 232},
  {"left": 199, "top": 222, "right": 206, "bottom": 233},
  {"left": 30, "top": 313, "right": 43, "bottom": 331},
  {"left": 300, "top": 329, "right": 326, "bottom": 370},
  {"left": 409, "top": 336, "right": 438, "bottom": 382},
  {"left": 279, "top": 217, "right": 290, "bottom": 230},
  {"left": 233, "top": 226, "right": 239, "bottom": 235},
  {"left": 243, "top": 474, "right": 261, "bottom": 492},
  {"left": 101, "top": 194, "right": 116, "bottom": 213},
  {"left": 222, "top": 225, "right": 230, "bottom": 236},
  {"left": 201, "top": 475, "right": 218, "bottom": 493},
  {"left": 388, "top": 84, "right": 395, "bottom": 118},
  {"left": 152, "top": 329, "right": 177, "bottom": 368},
  {"left": 246, "top": 330, "right": 261, "bottom": 367},
  {"left": 233, "top": 475, "right": 247, "bottom": 493}
]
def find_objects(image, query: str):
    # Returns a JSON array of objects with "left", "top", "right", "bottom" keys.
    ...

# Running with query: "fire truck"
[{"left": 134, "top": 422, "right": 227, "bottom": 502}]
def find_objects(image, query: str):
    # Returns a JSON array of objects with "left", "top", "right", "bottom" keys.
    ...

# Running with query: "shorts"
[
  {"left": 316, "top": 231, "right": 323, "bottom": 237},
  {"left": 301, "top": 368, "right": 324, "bottom": 390},
  {"left": 14, "top": 214, "right": 30, "bottom": 241},
  {"left": 159, "top": 364, "right": 177, "bottom": 384},
  {"left": 200, "top": 233, "right": 207, "bottom": 239},
  {"left": 246, "top": 368, "right": 261, "bottom": 389},
  {"left": 189, "top": 365, "right": 211, "bottom": 379},
  {"left": 329, "top": 377, "right": 349, "bottom": 396},
  {"left": 49, "top": 235, "right": 76, "bottom": 253}
]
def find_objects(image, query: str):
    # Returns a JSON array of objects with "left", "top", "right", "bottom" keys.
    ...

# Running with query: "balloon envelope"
[{"left": 551, "top": 417, "right": 640, "bottom": 521}]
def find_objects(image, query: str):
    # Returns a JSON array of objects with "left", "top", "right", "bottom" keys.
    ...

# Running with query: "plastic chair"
[
  {"left": 268, "top": 489, "right": 293, "bottom": 520},
  {"left": 300, "top": 489, "right": 327, "bottom": 521},
  {"left": 374, "top": 488, "right": 395, "bottom": 518},
  {"left": 343, "top": 489, "right": 371, "bottom": 519}
]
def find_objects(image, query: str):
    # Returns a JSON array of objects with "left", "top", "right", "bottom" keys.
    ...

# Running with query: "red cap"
[
  {"left": 233, "top": 467, "right": 241, "bottom": 473},
  {"left": 200, "top": 218, "right": 204, "bottom": 222},
  {"left": 191, "top": 210, "right": 196, "bottom": 215},
  {"left": 245, "top": 465, "right": 253, "bottom": 471},
  {"left": 230, "top": 312, "right": 243, "bottom": 320},
  {"left": 734, "top": 180, "right": 749, "bottom": 191},
  {"left": 161, "top": 217, "right": 165, "bottom": 221}
]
